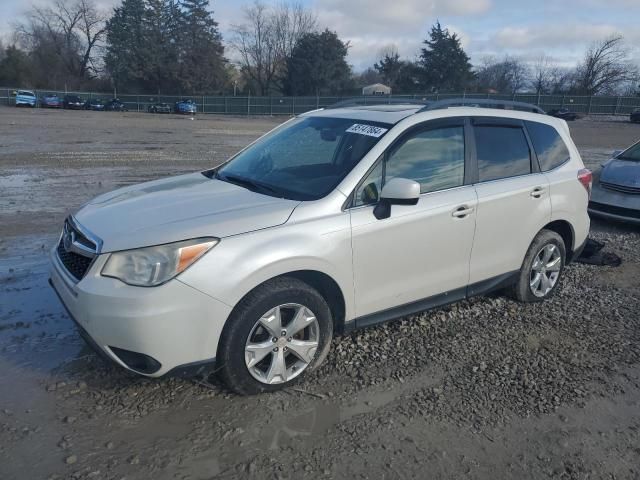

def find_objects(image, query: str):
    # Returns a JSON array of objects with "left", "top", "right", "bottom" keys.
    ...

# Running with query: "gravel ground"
[{"left": 0, "top": 107, "right": 639, "bottom": 479}]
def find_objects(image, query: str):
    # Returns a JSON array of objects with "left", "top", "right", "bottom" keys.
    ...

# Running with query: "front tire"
[
  {"left": 218, "top": 277, "right": 333, "bottom": 395},
  {"left": 510, "top": 229, "right": 566, "bottom": 303}
]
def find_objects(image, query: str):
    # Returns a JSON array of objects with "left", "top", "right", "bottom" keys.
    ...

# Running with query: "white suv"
[{"left": 50, "top": 99, "right": 591, "bottom": 394}]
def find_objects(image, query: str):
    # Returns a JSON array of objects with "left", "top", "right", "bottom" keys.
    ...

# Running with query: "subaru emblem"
[{"left": 63, "top": 229, "right": 73, "bottom": 252}]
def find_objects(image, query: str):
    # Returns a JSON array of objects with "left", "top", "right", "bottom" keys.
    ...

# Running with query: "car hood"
[
  {"left": 600, "top": 159, "right": 640, "bottom": 187},
  {"left": 74, "top": 173, "right": 300, "bottom": 252}
]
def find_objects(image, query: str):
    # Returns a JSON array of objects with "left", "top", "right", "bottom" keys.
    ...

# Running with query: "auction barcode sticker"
[{"left": 346, "top": 124, "right": 388, "bottom": 138}]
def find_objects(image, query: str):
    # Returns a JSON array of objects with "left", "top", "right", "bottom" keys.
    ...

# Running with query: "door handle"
[
  {"left": 530, "top": 186, "right": 545, "bottom": 198},
  {"left": 452, "top": 205, "right": 474, "bottom": 218}
]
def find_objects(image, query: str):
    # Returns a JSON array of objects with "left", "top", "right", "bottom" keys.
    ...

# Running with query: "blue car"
[
  {"left": 15, "top": 90, "right": 37, "bottom": 107},
  {"left": 175, "top": 99, "right": 197, "bottom": 115}
]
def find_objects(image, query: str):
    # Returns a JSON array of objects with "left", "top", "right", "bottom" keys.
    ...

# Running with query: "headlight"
[{"left": 101, "top": 238, "right": 218, "bottom": 287}]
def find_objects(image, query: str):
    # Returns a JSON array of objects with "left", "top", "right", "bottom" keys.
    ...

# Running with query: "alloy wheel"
[
  {"left": 244, "top": 303, "right": 319, "bottom": 385},
  {"left": 529, "top": 244, "right": 562, "bottom": 298}
]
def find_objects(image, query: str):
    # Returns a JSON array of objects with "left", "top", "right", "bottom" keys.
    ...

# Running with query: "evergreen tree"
[
  {"left": 179, "top": 0, "right": 227, "bottom": 94},
  {"left": 0, "top": 45, "right": 32, "bottom": 86},
  {"left": 373, "top": 49, "right": 422, "bottom": 94},
  {"left": 283, "top": 29, "right": 352, "bottom": 96},
  {"left": 105, "top": 0, "right": 147, "bottom": 91},
  {"left": 419, "top": 21, "right": 473, "bottom": 93},
  {"left": 374, "top": 50, "right": 403, "bottom": 88}
]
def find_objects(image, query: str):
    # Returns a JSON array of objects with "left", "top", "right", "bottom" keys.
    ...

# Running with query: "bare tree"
[
  {"left": 14, "top": 0, "right": 106, "bottom": 85},
  {"left": 530, "top": 55, "right": 553, "bottom": 94},
  {"left": 475, "top": 55, "right": 529, "bottom": 94},
  {"left": 573, "top": 35, "right": 637, "bottom": 95},
  {"left": 231, "top": 1, "right": 316, "bottom": 95},
  {"left": 273, "top": 2, "right": 317, "bottom": 60}
]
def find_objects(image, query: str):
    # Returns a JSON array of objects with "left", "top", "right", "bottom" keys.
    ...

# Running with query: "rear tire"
[
  {"left": 218, "top": 277, "right": 333, "bottom": 395},
  {"left": 510, "top": 229, "right": 566, "bottom": 303}
]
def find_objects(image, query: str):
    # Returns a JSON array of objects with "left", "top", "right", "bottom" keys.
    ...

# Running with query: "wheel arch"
[
  {"left": 541, "top": 219, "right": 575, "bottom": 261},
  {"left": 227, "top": 269, "right": 347, "bottom": 335}
]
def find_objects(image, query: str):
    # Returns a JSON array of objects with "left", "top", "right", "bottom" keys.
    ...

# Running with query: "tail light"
[{"left": 577, "top": 168, "right": 593, "bottom": 198}]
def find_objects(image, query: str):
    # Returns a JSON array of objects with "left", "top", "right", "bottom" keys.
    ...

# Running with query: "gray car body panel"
[{"left": 589, "top": 154, "right": 640, "bottom": 224}]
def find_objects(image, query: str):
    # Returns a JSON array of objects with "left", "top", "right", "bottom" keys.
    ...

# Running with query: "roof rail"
[
  {"left": 417, "top": 98, "right": 546, "bottom": 115},
  {"left": 326, "top": 97, "right": 430, "bottom": 109}
]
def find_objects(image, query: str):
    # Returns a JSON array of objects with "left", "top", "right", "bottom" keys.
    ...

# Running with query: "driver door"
[{"left": 349, "top": 118, "right": 477, "bottom": 319}]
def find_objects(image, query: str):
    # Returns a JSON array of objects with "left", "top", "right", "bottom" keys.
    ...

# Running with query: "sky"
[{"left": 1, "top": 0, "right": 639, "bottom": 71}]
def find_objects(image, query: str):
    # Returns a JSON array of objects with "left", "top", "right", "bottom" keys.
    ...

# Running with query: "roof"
[
  {"left": 302, "top": 104, "right": 424, "bottom": 124},
  {"left": 303, "top": 98, "right": 552, "bottom": 126}
]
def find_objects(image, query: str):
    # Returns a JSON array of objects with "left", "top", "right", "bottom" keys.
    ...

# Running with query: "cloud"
[
  {"left": 491, "top": 24, "right": 622, "bottom": 50},
  {"left": 315, "top": 0, "right": 491, "bottom": 35},
  {"left": 314, "top": 0, "right": 489, "bottom": 69}
]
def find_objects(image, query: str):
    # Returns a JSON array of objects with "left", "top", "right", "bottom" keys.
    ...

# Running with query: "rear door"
[{"left": 468, "top": 117, "right": 551, "bottom": 285}]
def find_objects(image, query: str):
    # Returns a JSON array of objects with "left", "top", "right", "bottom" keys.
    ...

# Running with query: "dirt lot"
[{"left": 1, "top": 107, "right": 639, "bottom": 480}]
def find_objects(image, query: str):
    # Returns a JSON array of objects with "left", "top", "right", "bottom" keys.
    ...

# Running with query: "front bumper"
[
  {"left": 49, "top": 246, "right": 231, "bottom": 377},
  {"left": 589, "top": 182, "right": 640, "bottom": 225}
]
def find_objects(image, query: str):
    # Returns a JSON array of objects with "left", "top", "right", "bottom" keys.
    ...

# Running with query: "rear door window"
[
  {"left": 474, "top": 126, "right": 531, "bottom": 182},
  {"left": 525, "top": 121, "right": 570, "bottom": 171}
]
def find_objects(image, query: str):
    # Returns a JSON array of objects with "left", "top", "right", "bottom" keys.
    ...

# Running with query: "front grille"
[
  {"left": 57, "top": 240, "right": 93, "bottom": 280},
  {"left": 589, "top": 201, "right": 640, "bottom": 220},
  {"left": 600, "top": 181, "right": 640, "bottom": 195},
  {"left": 56, "top": 218, "right": 100, "bottom": 281}
]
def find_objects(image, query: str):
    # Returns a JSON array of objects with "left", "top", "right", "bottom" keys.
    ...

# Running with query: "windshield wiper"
[{"left": 216, "top": 172, "right": 282, "bottom": 196}]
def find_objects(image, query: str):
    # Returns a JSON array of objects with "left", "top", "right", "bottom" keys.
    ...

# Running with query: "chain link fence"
[{"left": 1, "top": 87, "right": 639, "bottom": 116}]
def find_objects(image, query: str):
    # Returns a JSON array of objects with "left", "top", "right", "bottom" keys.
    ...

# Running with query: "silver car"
[{"left": 589, "top": 140, "right": 640, "bottom": 224}]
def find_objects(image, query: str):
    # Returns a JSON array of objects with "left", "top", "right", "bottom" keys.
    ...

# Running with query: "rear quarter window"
[{"left": 525, "top": 121, "right": 570, "bottom": 171}]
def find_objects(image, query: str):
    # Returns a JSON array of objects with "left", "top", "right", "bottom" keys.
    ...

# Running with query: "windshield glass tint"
[
  {"left": 618, "top": 142, "right": 640, "bottom": 161},
  {"left": 217, "top": 116, "right": 390, "bottom": 200}
]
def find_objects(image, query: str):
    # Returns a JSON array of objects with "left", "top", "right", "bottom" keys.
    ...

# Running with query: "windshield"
[
  {"left": 617, "top": 142, "right": 640, "bottom": 162},
  {"left": 215, "top": 116, "right": 391, "bottom": 201}
]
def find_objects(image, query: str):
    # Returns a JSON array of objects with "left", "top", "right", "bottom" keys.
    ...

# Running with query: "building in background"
[{"left": 362, "top": 83, "right": 391, "bottom": 95}]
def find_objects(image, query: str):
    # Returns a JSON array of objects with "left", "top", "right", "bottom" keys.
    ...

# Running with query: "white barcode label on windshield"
[{"left": 346, "top": 124, "right": 388, "bottom": 138}]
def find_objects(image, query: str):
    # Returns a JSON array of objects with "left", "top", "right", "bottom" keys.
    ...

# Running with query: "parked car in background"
[
  {"left": 49, "top": 99, "right": 590, "bottom": 395},
  {"left": 15, "top": 90, "right": 37, "bottom": 107},
  {"left": 589, "top": 141, "right": 640, "bottom": 224},
  {"left": 84, "top": 98, "right": 106, "bottom": 111},
  {"left": 63, "top": 95, "right": 84, "bottom": 110},
  {"left": 148, "top": 102, "right": 172, "bottom": 113},
  {"left": 631, "top": 108, "right": 640, "bottom": 123},
  {"left": 175, "top": 99, "right": 197, "bottom": 114},
  {"left": 547, "top": 108, "right": 579, "bottom": 121},
  {"left": 40, "top": 93, "right": 62, "bottom": 108},
  {"left": 105, "top": 99, "right": 128, "bottom": 112}
]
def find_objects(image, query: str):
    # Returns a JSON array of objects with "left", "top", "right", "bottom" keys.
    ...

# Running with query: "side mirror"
[{"left": 373, "top": 178, "right": 420, "bottom": 220}]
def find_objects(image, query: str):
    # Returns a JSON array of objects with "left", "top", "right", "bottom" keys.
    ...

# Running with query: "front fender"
[{"left": 178, "top": 213, "right": 355, "bottom": 322}]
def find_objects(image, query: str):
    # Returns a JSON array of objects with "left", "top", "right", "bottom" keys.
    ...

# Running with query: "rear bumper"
[{"left": 49, "top": 246, "right": 231, "bottom": 377}]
